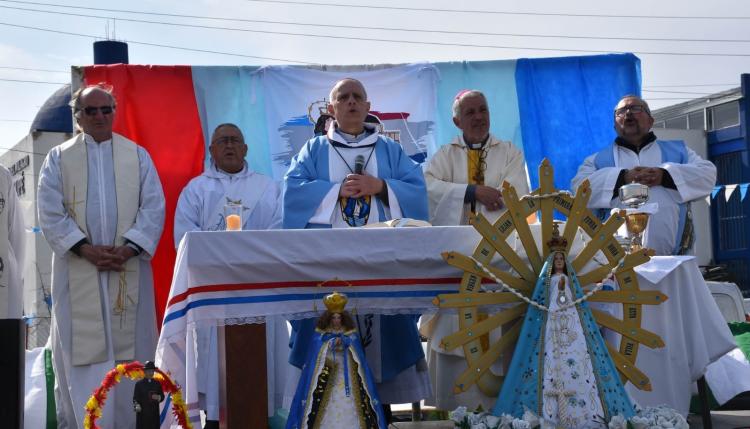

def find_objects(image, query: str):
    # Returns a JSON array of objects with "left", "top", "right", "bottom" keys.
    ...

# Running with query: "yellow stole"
[
  {"left": 467, "top": 149, "right": 483, "bottom": 186},
  {"left": 467, "top": 147, "right": 485, "bottom": 217},
  {"left": 60, "top": 133, "right": 140, "bottom": 366}
]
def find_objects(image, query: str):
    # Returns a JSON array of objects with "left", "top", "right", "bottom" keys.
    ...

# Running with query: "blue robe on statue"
[
  {"left": 283, "top": 124, "right": 430, "bottom": 403},
  {"left": 493, "top": 253, "right": 636, "bottom": 424},
  {"left": 286, "top": 329, "right": 387, "bottom": 429}
]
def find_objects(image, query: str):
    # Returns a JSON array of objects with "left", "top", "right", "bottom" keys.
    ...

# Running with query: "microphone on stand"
[{"left": 354, "top": 154, "right": 365, "bottom": 175}]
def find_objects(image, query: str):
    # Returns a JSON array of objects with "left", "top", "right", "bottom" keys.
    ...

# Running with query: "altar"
[{"left": 155, "top": 226, "right": 738, "bottom": 426}]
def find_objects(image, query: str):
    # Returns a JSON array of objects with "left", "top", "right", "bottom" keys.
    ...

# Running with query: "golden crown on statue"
[
  {"left": 547, "top": 222, "right": 568, "bottom": 253},
  {"left": 323, "top": 291, "right": 348, "bottom": 313}
]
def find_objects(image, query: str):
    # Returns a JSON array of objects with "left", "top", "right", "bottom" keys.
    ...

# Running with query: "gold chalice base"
[{"left": 625, "top": 212, "right": 649, "bottom": 252}]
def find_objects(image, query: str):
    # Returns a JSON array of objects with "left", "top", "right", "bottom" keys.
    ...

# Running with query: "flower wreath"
[{"left": 84, "top": 361, "right": 193, "bottom": 429}]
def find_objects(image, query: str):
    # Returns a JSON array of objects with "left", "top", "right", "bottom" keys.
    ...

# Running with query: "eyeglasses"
[
  {"left": 81, "top": 105, "right": 115, "bottom": 116},
  {"left": 212, "top": 136, "right": 244, "bottom": 146},
  {"left": 615, "top": 105, "right": 647, "bottom": 117}
]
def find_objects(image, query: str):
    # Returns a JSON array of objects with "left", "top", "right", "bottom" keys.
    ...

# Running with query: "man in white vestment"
[
  {"left": 283, "top": 78, "right": 431, "bottom": 419},
  {"left": 0, "top": 162, "right": 26, "bottom": 426},
  {"left": 174, "top": 123, "right": 285, "bottom": 428},
  {"left": 424, "top": 89, "right": 529, "bottom": 225},
  {"left": 571, "top": 95, "right": 716, "bottom": 255},
  {"left": 422, "top": 89, "right": 530, "bottom": 410},
  {"left": 38, "top": 84, "right": 165, "bottom": 429}
]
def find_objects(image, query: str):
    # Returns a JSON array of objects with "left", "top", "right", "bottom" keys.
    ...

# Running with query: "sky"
[{"left": 0, "top": 0, "right": 748, "bottom": 150}]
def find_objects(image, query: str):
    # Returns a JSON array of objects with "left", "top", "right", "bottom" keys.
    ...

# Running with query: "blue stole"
[
  {"left": 283, "top": 134, "right": 428, "bottom": 381},
  {"left": 593, "top": 139, "right": 688, "bottom": 169},
  {"left": 282, "top": 135, "right": 429, "bottom": 229},
  {"left": 592, "top": 140, "right": 690, "bottom": 255},
  {"left": 493, "top": 254, "right": 636, "bottom": 420},
  {"left": 286, "top": 329, "right": 387, "bottom": 429}
]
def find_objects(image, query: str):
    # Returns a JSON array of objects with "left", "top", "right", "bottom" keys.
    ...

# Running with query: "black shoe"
[{"left": 203, "top": 420, "right": 219, "bottom": 429}]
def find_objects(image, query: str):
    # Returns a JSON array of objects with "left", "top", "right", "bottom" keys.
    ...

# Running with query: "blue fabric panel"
[
  {"left": 433, "top": 60, "right": 522, "bottom": 152},
  {"left": 515, "top": 53, "right": 642, "bottom": 191},
  {"left": 191, "top": 66, "right": 272, "bottom": 176}
]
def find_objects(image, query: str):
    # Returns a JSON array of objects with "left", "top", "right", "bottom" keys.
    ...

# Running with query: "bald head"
[
  {"left": 329, "top": 78, "right": 367, "bottom": 103},
  {"left": 327, "top": 78, "right": 371, "bottom": 135}
]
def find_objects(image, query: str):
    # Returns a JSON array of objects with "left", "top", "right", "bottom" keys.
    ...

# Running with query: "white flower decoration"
[
  {"left": 484, "top": 414, "right": 500, "bottom": 428},
  {"left": 608, "top": 414, "right": 627, "bottom": 429},
  {"left": 450, "top": 406, "right": 468, "bottom": 423},
  {"left": 522, "top": 410, "right": 539, "bottom": 428}
]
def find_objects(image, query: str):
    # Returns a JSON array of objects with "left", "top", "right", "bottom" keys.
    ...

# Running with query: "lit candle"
[{"left": 226, "top": 214, "right": 242, "bottom": 231}]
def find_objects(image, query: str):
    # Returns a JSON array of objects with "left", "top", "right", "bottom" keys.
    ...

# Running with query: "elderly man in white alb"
[
  {"left": 571, "top": 95, "right": 716, "bottom": 255},
  {"left": 422, "top": 89, "right": 529, "bottom": 411},
  {"left": 174, "top": 123, "right": 285, "bottom": 429},
  {"left": 38, "top": 84, "right": 165, "bottom": 429},
  {"left": 424, "top": 90, "right": 528, "bottom": 226}
]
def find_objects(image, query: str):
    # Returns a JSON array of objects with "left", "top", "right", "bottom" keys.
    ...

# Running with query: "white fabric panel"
[{"left": 262, "top": 64, "right": 439, "bottom": 178}]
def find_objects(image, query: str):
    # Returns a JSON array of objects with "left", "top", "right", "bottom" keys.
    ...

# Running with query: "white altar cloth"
[
  {"left": 155, "top": 227, "right": 737, "bottom": 425},
  {"left": 625, "top": 256, "right": 737, "bottom": 415}
]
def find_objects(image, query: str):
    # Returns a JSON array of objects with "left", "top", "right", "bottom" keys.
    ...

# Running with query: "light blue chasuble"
[{"left": 282, "top": 127, "right": 429, "bottom": 383}]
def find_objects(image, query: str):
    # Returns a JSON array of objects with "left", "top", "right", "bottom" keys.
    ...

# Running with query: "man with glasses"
[
  {"left": 424, "top": 89, "right": 529, "bottom": 226},
  {"left": 38, "top": 84, "right": 165, "bottom": 429},
  {"left": 571, "top": 95, "right": 716, "bottom": 255},
  {"left": 174, "top": 123, "right": 281, "bottom": 239},
  {"left": 421, "top": 89, "right": 529, "bottom": 411},
  {"left": 173, "top": 123, "right": 284, "bottom": 429}
]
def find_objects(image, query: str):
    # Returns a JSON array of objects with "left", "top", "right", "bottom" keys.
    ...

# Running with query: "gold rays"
[{"left": 434, "top": 160, "right": 666, "bottom": 396}]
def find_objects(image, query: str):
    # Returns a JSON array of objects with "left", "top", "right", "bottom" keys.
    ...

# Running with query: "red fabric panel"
[{"left": 83, "top": 65, "right": 205, "bottom": 329}]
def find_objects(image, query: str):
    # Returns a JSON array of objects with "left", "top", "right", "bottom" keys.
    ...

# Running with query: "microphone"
[{"left": 354, "top": 154, "right": 365, "bottom": 175}]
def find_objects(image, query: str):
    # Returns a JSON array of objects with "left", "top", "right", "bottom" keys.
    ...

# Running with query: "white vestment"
[
  {"left": 422, "top": 133, "right": 530, "bottom": 410},
  {"left": 0, "top": 164, "right": 26, "bottom": 320},
  {"left": 174, "top": 162, "right": 282, "bottom": 246},
  {"left": 174, "top": 161, "right": 286, "bottom": 418},
  {"left": 38, "top": 133, "right": 165, "bottom": 429},
  {"left": 424, "top": 134, "right": 529, "bottom": 226},
  {"left": 571, "top": 139, "right": 716, "bottom": 255}
]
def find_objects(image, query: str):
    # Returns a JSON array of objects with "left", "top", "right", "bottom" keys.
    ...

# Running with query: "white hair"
[{"left": 452, "top": 90, "right": 487, "bottom": 118}]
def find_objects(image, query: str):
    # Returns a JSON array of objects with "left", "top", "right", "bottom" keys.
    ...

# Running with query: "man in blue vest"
[{"left": 571, "top": 95, "right": 716, "bottom": 255}]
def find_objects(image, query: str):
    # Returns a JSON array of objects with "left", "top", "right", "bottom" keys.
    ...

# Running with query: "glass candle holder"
[{"left": 224, "top": 203, "right": 243, "bottom": 231}]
